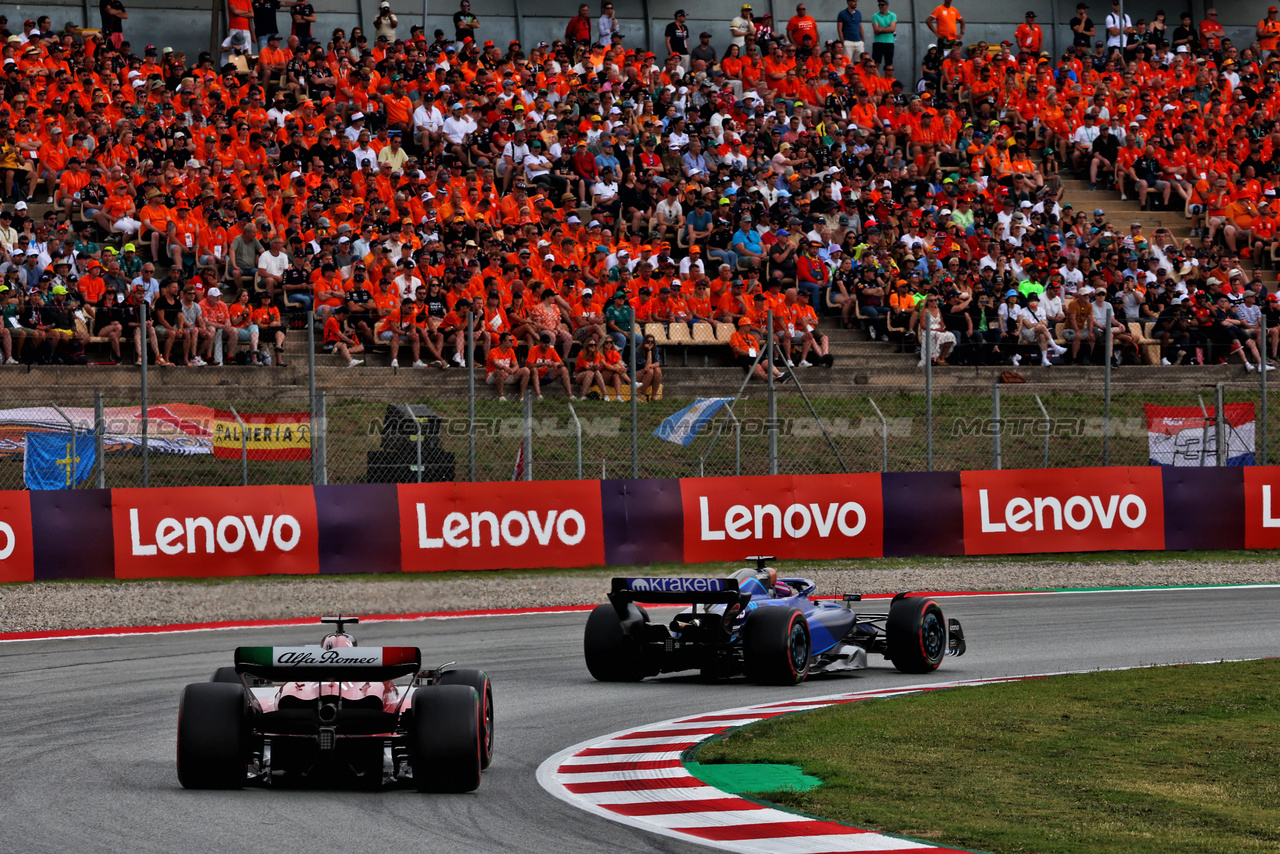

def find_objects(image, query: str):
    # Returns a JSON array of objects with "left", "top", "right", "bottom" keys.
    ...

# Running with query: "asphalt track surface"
[{"left": 4, "top": 586, "right": 1278, "bottom": 854}]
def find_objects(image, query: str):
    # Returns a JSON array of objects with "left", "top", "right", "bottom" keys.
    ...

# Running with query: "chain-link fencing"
[{"left": 3, "top": 321, "right": 1277, "bottom": 490}]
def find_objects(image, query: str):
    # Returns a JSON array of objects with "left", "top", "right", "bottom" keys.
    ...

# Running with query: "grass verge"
[{"left": 692, "top": 660, "right": 1280, "bottom": 854}]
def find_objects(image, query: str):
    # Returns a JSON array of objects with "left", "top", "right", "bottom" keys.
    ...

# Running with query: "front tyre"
[
  {"left": 176, "top": 682, "right": 249, "bottom": 789},
  {"left": 584, "top": 603, "right": 648, "bottom": 682},
  {"left": 886, "top": 597, "right": 947, "bottom": 674},
  {"left": 743, "top": 607, "right": 810, "bottom": 685},
  {"left": 436, "top": 669, "right": 494, "bottom": 770},
  {"left": 409, "top": 685, "right": 482, "bottom": 793}
]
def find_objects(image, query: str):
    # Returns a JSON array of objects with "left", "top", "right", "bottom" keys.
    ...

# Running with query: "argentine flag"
[{"left": 653, "top": 398, "right": 733, "bottom": 447}]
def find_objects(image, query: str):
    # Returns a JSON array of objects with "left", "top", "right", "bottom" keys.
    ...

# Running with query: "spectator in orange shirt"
[
  {"left": 926, "top": 0, "right": 964, "bottom": 45},
  {"left": 322, "top": 305, "right": 364, "bottom": 367},
  {"left": 572, "top": 339, "right": 606, "bottom": 399},
  {"left": 526, "top": 331, "right": 573, "bottom": 398},
  {"left": 199, "top": 286, "right": 237, "bottom": 365},
  {"left": 485, "top": 331, "right": 529, "bottom": 401}
]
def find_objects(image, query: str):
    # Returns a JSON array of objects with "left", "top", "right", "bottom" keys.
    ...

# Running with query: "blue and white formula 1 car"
[
  {"left": 584, "top": 557, "right": 966, "bottom": 685},
  {"left": 177, "top": 617, "right": 494, "bottom": 792}
]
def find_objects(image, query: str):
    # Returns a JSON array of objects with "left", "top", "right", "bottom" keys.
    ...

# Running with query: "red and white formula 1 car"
[{"left": 176, "top": 616, "right": 493, "bottom": 792}]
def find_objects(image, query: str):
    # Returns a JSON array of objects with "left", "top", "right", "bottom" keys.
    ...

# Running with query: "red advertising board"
[
  {"left": 680, "top": 474, "right": 884, "bottom": 564},
  {"left": 1241, "top": 467, "right": 1280, "bottom": 549},
  {"left": 961, "top": 467, "right": 1165, "bottom": 555},
  {"left": 398, "top": 480, "right": 606, "bottom": 571},
  {"left": 110, "top": 486, "right": 320, "bottom": 579},
  {"left": 0, "top": 491, "right": 34, "bottom": 583}
]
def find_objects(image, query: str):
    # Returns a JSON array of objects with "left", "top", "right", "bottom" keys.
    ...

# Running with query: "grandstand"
[{"left": 2, "top": 3, "right": 1278, "bottom": 401}]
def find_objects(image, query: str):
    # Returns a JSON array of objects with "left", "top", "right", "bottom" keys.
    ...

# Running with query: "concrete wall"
[{"left": 29, "top": 0, "right": 1262, "bottom": 82}]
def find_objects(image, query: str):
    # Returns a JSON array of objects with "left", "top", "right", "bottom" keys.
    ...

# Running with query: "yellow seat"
[
  {"left": 691, "top": 322, "right": 717, "bottom": 343},
  {"left": 644, "top": 323, "right": 669, "bottom": 345},
  {"left": 667, "top": 322, "right": 692, "bottom": 343},
  {"left": 715, "top": 322, "right": 736, "bottom": 342}
]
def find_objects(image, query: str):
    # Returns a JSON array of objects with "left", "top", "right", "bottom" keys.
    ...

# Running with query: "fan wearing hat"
[
  {"left": 374, "top": 1, "right": 399, "bottom": 42},
  {"left": 1015, "top": 10, "right": 1042, "bottom": 55}
]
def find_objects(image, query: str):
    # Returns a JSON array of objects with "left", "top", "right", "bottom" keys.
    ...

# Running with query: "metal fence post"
[
  {"left": 1215, "top": 382, "right": 1226, "bottom": 467},
  {"left": 49, "top": 403, "right": 78, "bottom": 489},
  {"left": 1034, "top": 394, "right": 1050, "bottom": 469},
  {"left": 923, "top": 316, "right": 932, "bottom": 472},
  {"left": 991, "top": 380, "right": 1001, "bottom": 470},
  {"left": 414, "top": 411, "right": 423, "bottom": 483},
  {"left": 307, "top": 309, "right": 316, "bottom": 485},
  {"left": 868, "top": 398, "right": 888, "bottom": 472},
  {"left": 629, "top": 307, "right": 638, "bottom": 479},
  {"left": 522, "top": 388, "right": 533, "bottom": 481},
  {"left": 767, "top": 307, "right": 777, "bottom": 476},
  {"left": 567, "top": 401, "right": 583, "bottom": 480},
  {"left": 317, "top": 390, "right": 328, "bottom": 486},
  {"left": 230, "top": 406, "right": 248, "bottom": 486},
  {"left": 140, "top": 301, "right": 149, "bottom": 488},
  {"left": 94, "top": 392, "right": 104, "bottom": 489},
  {"left": 466, "top": 310, "right": 476, "bottom": 482},
  {"left": 1197, "top": 395, "right": 1210, "bottom": 466},
  {"left": 1261, "top": 313, "right": 1269, "bottom": 466},
  {"left": 1103, "top": 303, "right": 1113, "bottom": 466}
]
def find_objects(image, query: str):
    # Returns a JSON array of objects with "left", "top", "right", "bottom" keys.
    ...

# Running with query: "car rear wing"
[
  {"left": 234, "top": 646, "right": 422, "bottom": 682},
  {"left": 609, "top": 577, "right": 748, "bottom": 606}
]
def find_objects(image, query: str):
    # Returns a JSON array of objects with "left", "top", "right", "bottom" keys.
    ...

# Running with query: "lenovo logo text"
[
  {"left": 415, "top": 503, "right": 587, "bottom": 548},
  {"left": 0, "top": 521, "right": 14, "bottom": 561},
  {"left": 978, "top": 489, "right": 1148, "bottom": 533},
  {"left": 698, "top": 496, "right": 867, "bottom": 541},
  {"left": 129, "top": 508, "right": 303, "bottom": 556}
]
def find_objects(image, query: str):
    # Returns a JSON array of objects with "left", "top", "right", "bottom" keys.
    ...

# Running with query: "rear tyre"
[
  {"left": 886, "top": 597, "right": 947, "bottom": 674},
  {"left": 743, "top": 607, "right": 810, "bottom": 685},
  {"left": 436, "top": 669, "right": 495, "bottom": 770},
  {"left": 584, "top": 603, "right": 648, "bottom": 682},
  {"left": 176, "top": 682, "right": 249, "bottom": 789},
  {"left": 410, "top": 685, "right": 482, "bottom": 793},
  {"left": 211, "top": 666, "right": 240, "bottom": 684}
]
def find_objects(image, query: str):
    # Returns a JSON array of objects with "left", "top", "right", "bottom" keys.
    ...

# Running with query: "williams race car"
[
  {"left": 177, "top": 616, "right": 494, "bottom": 792},
  {"left": 584, "top": 557, "right": 966, "bottom": 685}
]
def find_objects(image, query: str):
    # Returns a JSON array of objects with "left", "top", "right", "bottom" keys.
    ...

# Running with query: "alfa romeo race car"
[
  {"left": 177, "top": 617, "right": 494, "bottom": 792},
  {"left": 584, "top": 557, "right": 966, "bottom": 685}
]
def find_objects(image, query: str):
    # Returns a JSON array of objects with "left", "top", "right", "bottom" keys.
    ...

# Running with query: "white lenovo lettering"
[
  {"left": 414, "top": 503, "right": 587, "bottom": 549},
  {"left": 129, "top": 509, "right": 302, "bottom": 556},
  {"left": 1264, "top": 485, "right": 1280, "bottom": 528},
  {"left": 0, "top": 521, "right": 14, "bottom": 561},
  {"left": 977, "top": 489, "right": 1147, "bottom": 533},
  {"left": 698, "top": 498, "right": 867, "bottom": 541}
]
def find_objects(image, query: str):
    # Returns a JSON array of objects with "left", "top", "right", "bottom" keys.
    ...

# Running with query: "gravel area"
[{"left": 3, "top": 558, "right": 1280, "bottom": 633}]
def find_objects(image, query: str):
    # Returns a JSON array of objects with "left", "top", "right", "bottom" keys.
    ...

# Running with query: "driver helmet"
[{"left": 321, "top": 633, "right": 357, "bottom": 649}]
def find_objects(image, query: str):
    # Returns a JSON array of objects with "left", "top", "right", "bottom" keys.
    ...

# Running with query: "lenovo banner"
[
  {"left": 398, "top": 480, "right": 606, "bottom": 572},
  {"left": 0, "top": 491, "right": 34, "bottom": 584},
  {"left": 1242, "top": 467, "right": 1280, "bottom": 549},
  {"left": 681, "top": 474, "right": 884, "bottom": 564},
  {"left": 110, "top": 485, "right": 320, "bottom": 579},
  {"left": 961, "top": 467, "right": 1165, "bottom": 555}
]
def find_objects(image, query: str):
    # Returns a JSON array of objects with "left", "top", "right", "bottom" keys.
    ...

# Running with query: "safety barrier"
[{"left": 2, "top": 466, "right": 1277, "bottom": 582}]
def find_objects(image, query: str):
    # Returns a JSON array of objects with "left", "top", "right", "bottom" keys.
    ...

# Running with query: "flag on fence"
[
  {"left": 210, "top": 410, "right": 312, "bottom": 460},
  {"left": 1144, "top": 403, "right": 1256, "bottom": 466},
  {"left": 512, "top": 441, "right": 526, "bottom": 481},
  {"left": 653, "top": 398, "right": 733, "bottom": 446},
  {"left": 23, "top": 431, "right": 97, "bottom": 490}
]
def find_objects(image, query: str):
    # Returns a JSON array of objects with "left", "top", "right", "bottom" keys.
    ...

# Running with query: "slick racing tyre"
[
  {"left": 584, "top": 603, "right": 648, "bottom": 682},
  {"left": 176, "top": 682, "right": 249, "bottom": 789},
  {"left": 211, "top": 666, "right": 240, "bottom": 684},
  {"left": 437, "top": 669, "right": 495, "bottom": 770},
  {"left": 410, "top": 685, "right": 483, "bottom": 793},
  {"left": 886, "top": 596, "right": 947, "bottom": 674},
  {"left": 743, "top": 606, "right": 811, "bottom": 685}
]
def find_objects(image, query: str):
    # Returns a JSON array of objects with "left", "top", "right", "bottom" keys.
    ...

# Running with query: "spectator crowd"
[{"left": 0, "top": 0, "right": 1279, "bottom": 390}]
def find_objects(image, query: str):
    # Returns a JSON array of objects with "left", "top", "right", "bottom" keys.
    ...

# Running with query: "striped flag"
[
  {"left": 1145, "top": 402, "right": 1256, "bottom": 466},
  {"left": 653, "top": 398, "right": 733, "bottom": 447}
]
